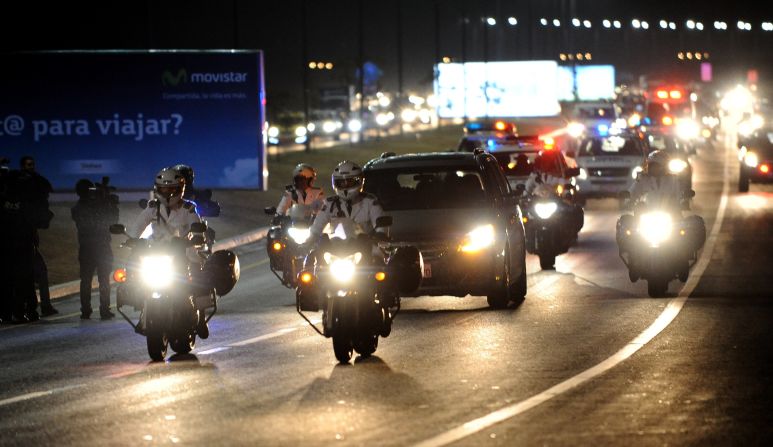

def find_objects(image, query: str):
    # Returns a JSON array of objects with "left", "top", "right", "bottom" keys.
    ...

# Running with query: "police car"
[
  {"left": 456, "top": 120, "right": 517, "bottom": 152},
  {"left": 573, "top": 130, "right": 650, "bottom": 198}
]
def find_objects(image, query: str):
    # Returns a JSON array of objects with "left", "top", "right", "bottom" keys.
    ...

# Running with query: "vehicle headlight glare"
[
  {"left": 638, "top": 212, "right": 673, "bottom": 246},
  {"left": 460, "top": 224, "right": 495, "bottom": 253},
  {"left": 322, "top": 120, "right": 337, "bottom": 133},
  {"left": 676, "top": 119, "right": 699, "bottom": 140},
  {"left": 287, "top": 227, "right": 311, "bottom": 244},
  {"left": 347, "top": 119, "right": 362, "bottom": 132},
  {"left": 295, "top": 126, "right": 308, "bottom": 137},
  {"left": 330, "top": 259, "right": 356, "bottom": 283},
  {"left": 632, "top": 166, "right": 644, "bottom": 179},
  {"left": 745, "top": 152, "right": 759, "bottom": 167},
  {"left": 567, "top": 122, "right": 585, "bottom": 138},
  {"left": 267, "top": 126, "right": 280, "bottom": 138},
  {"left": 668, "top": 159, "right": 688, "bottom": 174},
  {"left": 534, "top": 202, "right": 558, "bottom": 219},
  {"left": 578, "top": 168, "right": 588, "bottom": 180},
  {"left": 140, "top": 255, "right": 173, "bottom": 288}
]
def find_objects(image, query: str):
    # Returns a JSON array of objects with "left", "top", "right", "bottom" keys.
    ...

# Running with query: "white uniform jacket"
[
  {"left": 310, "top": 193, "right": 384, "bottom": 239},
  {"left": 276, "top": 186, "right": 325, "bottom": 216}
]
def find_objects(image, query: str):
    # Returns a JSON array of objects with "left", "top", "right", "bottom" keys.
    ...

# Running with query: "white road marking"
[
  {"left": 198, "top": 318, "right": 323, "bottom": 355},
  {"left": 0, "top": 384, "right": 86, "bottom": 408},
  {"left": 414, "top": 143, "right": 732, "bottom": 447}
]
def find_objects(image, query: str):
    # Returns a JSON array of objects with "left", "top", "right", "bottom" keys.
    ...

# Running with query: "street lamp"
[
  {"left": 686, "top": 19, "right": 695, "bottom": 30},
  {"left": 553, "top": 18, "right": 561, "bottom": 27},
  {"left": 613, "top": 20, "right": 622, "bottom": 29},
  {"left": 696, "top": 22, "right": 704, "bottom": 31},
  {"left": 540, "top": 18, "right": 548, "bottom": 26},
  {"left": 669, "top": 22, "right": 676, "bottom": 30},
  {"left": 641, "top": 21, "right": 649, "bottom": 30},
  {"left": 659, "top": 19, "right": 668, "bottom": 29},
  {"left": 572, "top": 18, "right": 580, "bottom": 27},
  {"left": 632, "top": 19, "right": 641, "bottom": 29},
  {"left": 602, "top": 19, "right": 611, "bottom": 28},
  {"left": 507, "top": 17, "right": 517, "bottom": 26},
  {"left": 486, "top": 17, "right": 496, "bottom": 26},
  {"left": 583, "top": 20, "right": 591, "bottom": 28}
]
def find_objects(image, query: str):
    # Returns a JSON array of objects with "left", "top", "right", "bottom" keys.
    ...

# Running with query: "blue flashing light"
[
  {"left": 467, "top": 122, "right": 483, "bottom": 131},
  {"left": 597, "top": 124, "right": 609, "bottom": 136},
  {"left": 487, "top": 139, "right": 497, "bottom": 149}
]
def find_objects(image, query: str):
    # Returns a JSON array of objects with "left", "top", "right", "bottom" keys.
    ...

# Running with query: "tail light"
[{"left": 113, "top": 268, "right": 127, "bottom": 283}]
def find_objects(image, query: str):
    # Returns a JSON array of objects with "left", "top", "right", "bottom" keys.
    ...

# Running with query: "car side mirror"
[
  {"left": 109, "top": 224, "right": 126, "bottom": 235},
  {"left": 375, "top": 216, "right": 393, "bottom": 228},
  {"left": 138, "top": 198, "right": 148, "bottom": 209},
  {"left": 190, "top": 222, "right": 208, "bottom": 233},
  {"left": 264, "top": 206, "right": 277, "bottom": 216},
  {"left": 565, "top": 167, "right": 580, "bottom": 178}
]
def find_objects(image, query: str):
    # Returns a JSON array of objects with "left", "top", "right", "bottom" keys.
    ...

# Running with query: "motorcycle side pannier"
[
  {"left": 388, "top": 246, "right": 423, "bottom": 294},
  {"left": 204, "top": 250, "right": 241, "bottom": 296}
]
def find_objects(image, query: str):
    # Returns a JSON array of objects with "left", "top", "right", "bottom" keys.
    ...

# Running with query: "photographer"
[{"left": 71, "top": 177, "right": 119, "bottom": 320}]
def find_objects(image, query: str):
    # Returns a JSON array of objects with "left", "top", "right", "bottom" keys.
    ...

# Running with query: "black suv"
[{"left": 363, "top": 151, "right": 527, "bottom": 308}]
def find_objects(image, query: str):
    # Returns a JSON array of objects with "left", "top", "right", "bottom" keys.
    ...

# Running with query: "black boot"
[
  {"left": 41, "top": 304, "right": 59, "bottom": 316},
  {"left": 197, "top": 311, "right": 209, "bottom": 339}
]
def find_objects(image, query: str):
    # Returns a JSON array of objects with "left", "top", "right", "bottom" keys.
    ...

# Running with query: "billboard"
[
  {"left": 557, "top": 65, "right": 616, "bottom": 101},
  {"left": 0, "top": 50, "right": 266, "bottom": 190},
  {"left": 434, "top": 61, "right": 561, "bottom": 118}
]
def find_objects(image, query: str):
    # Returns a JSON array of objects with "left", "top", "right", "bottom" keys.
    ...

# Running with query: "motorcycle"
[
  {"left": 264, "top": 204, "right": 314, "bottom": 288},
  {"left": 520, "top": 183, "right": 584, "bottom": 270},
  {"left": 616, "top": 190, "right": 705, "bottom": 297},
  {"left": 295, "top": 216, "right": 422, "bottom": 363},
  {"left": 109, "top": 222, "right": 240, "bottom": 361}
]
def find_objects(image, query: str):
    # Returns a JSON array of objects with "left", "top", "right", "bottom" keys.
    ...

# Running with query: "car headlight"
[
  {"left": 267, "top": 126, "right": 280, "bottom": 138},
  {"left": 638, "top": 212, "right": 673, "bottom": 247},
  {"left": 534, "top": 201, "right": 558, "bottom": 219},
  {"left": 745, "top": 152, "right": 759, "bottom": 168},
  {"left": 567, "top": 122, "right": 585, "bottom": 138},
  {"left": 287, "top": 227, "right": 311, "bottom": 244},
  {"left": 322, "top": 120, "right": 337, "bottom": 133},
  {"left": 459, "top": 224, "right": 495, "bottom": 253},
  {"left": 578, "top": 168, "right": 588, "bottom": 180},
  {"left": 322, "top": 252, "right": 362, "bottom": 283},
  {"left": 295, "top": 126, "right": 308, "bottom": 137},
  {"left": 347, "top": 119, "right": 362, "bottom": 132},
  {"left": 140, "top": 255, "right": 173, "bottom": 289},
  {"left": 676, "top": 119, "right": 699, "bottom": 140},
  {"left": 632, "top": 166, "right": 644, "bottom": 179},
  {"left": 668, "top": 159, "right": 688, "bottom": 174}
]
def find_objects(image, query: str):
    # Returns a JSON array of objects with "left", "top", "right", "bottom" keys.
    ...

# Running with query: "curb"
[{"left": 48, "top": 226, "right": 270, "bottom": 301}]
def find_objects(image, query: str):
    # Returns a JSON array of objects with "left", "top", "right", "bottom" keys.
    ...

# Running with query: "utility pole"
[
  {"left": 358, "top": 0, "right": 365, "bottom": 143},
  {"left": 301, "top": 0, "right": 311, "bottom": 151},
  {"left": 396, "top": 0, "right": 404, "bottom": 136}
]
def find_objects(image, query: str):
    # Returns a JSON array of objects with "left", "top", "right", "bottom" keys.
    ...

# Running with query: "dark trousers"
[
  {"left": 11, "top": 240, "right": 36, "bottom": 317},
  {"left": 32, "top": 249, "right": 51, "bottom": 309},
  {"left": 79, "top": 247, "right": 113, "bottom": 314}
]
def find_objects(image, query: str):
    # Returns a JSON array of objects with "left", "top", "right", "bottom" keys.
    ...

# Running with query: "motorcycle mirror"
[
  {"left": 190, "top": 222, "right": 208, "bottom": 233},
  {"left": 109, "top": 224, "right": 126, "bottom": 235},
  {"left": 565, "top": 167, "right": 581, "bottom": 178},
  {"left": 264, "top": 206, "right": 277, "bottom": 216},
  {"left": 138, "top": 198, "right": 148, "bottom": 209},
  {"left": 375, "top": 216, "right": 393, "bottom": 229}
]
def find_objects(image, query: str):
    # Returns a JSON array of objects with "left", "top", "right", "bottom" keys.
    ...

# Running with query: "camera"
[{"left": 80, "top": 176, "right": 119, "bottom": 205}]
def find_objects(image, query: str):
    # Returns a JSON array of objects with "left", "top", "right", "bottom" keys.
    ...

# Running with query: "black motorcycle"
[
  {"left": 521, "top": 186, "right": 584, "bottom": 270},
  {"left": 264, "top": 205, "right": 314, "bottom": 288},
  {"left": 110, "top": 222, "right": 240, "bottom": 361},
  {"left": 616, "top": 191, "right": 705, "bottom": 297},
  {"left": 295, "top": 216, "right": 422, "bottom": 363}
]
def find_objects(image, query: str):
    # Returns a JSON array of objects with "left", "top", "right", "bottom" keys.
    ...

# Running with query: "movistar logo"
[{"left": 162, "top": 68, "right": 188, "bottom": 87}]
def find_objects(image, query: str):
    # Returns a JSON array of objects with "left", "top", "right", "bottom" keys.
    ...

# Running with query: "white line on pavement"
[
  {"left": 413, "top": 142, "right": 732, "bottom": 447},
  {"left": 0, "top": 384, "right": 86, "bottom": 408}
]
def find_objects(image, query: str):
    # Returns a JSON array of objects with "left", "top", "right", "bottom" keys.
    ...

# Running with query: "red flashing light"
[
  {"left": 670, "top": 90, "right": 682, "bottom": 99},
  {"left": 494, "top": 121, "right": 507, "bottom": 131},
  {"left": 760, "top": 164, "right": 770, "bottom": 174},
  {"left": 662, "top": 116, "right": 674, "bottom": 126},
  {"left": 656, "top": 90, "right": 668, "bottom": 99},
  {"left": 113, "top": 268, "right": 127, "bottom": 283}
]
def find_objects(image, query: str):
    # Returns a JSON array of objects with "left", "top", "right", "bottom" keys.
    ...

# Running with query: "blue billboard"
[{"left": 0, "top": 50, "right": 266, "bottom": 190}]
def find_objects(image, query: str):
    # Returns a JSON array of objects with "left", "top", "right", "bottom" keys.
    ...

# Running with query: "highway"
[{"left": 1, "top": 131, "right": 772, "bottom": 446}]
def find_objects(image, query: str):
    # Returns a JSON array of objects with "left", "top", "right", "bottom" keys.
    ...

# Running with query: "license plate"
[{"left": 423, "top": 263, "right": 432, "bottom": 278}]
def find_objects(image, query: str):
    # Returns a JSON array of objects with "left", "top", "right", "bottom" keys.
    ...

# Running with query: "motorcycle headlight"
[
  {"left": 638, "top": 212, "right": 673, "bottom": 247},
  {"left": 140, "top": 255, "right": 173, "bottom": 289},
  {"left": 676, "top": 119, "right": 699, "bottom": 140},
  {"left": 668, "top": 159, "right": 688, "bottom": 174},
  {"left": 287, "top": 227, "right": 311, "bottom": 244},
  {"left": 745, "top": 152, "right": 759, "bottom": 168},
  {"left": 567, "top": 122, "right": 585, "bottom": 138},
  {"left": 459, "top": 224, "right": 495, "bottom": 253},
  {"left": 534, "top": 202, "right": 558, "bottom": 219}
]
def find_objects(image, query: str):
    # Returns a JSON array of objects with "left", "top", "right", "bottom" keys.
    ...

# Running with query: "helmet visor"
[
  {"left": 156, "top": 185, "right": 181, "bottom": 198},
  {"left": 333, "top": 176, "right": 361, "bottom": 190}
]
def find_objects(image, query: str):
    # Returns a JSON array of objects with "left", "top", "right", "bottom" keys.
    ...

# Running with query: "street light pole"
[
  {"left": 358, "top": 0, "right": 365, "bottom": 143},
  {"left": 396, "top": 0, "right": 404, "bottom": 136},
  {"left": 301, "top": 0, "right": 311, "bottom": 151}
]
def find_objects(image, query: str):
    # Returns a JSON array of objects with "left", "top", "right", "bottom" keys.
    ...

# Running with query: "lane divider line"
[
  {"left": 413, "top": 141, "right": 732, "bottom": 447},
  {"left": 0, "top": 384, "right": 86, "bottom": 408}
]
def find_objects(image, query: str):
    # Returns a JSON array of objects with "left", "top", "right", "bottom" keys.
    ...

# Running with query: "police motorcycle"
[
  {"left": 616, "top": 190, "right": 705, "bottom": 297},
  {"left": 518, "top": 173, "right": 585, "bottom": 270},
  {"left": 109, "top": 222, "right": 240, "bottom": 361},
  {"left": 264, "top": 203, "right": 314, "bottom": 288},
  {"left": 295, "top": 217, "right": 422, "bottom": 364}
]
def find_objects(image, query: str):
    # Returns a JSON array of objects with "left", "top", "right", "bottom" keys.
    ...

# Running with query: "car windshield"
[
  {"left": 578, "top": 136, "right": 644, "bottom": 156},
  {"left": 364, "top": 167, "right": 487, "bottom": 210},
  {"left": 648, "top": 134, "right": 685, "bottom": 154}
]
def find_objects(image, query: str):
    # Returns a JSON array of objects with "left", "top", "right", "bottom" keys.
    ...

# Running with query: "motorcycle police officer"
[
  {"left": 628, "top": 150, "right": 685, "bottom": 208},
  {"left": 276, "top": 163, "right": 325, "bottom": 220},
  {"left": 129, "top": 167, "right": 210, "bottom": 338}
]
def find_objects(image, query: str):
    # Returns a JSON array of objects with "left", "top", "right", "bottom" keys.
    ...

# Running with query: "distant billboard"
[
  {"left": 0, "top": 50, "right": 266, "bottom": 190},
  {"left": 434, "top": 61, "right": 561, "bottom": 118},
  {"left": 557, "top": 65, "right": 616, "bottom": 101}
]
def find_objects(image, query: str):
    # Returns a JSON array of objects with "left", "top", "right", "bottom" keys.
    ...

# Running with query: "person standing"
[{"left": 71, "top": 178, "right": 119, "bottom": 320}]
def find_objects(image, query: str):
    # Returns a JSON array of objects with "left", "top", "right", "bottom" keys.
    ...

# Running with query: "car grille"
[{"left": 587, "top": 167, "right": 630, "bottom": 178}]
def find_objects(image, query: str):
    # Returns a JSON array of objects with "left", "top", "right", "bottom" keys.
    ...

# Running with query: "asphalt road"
[{"left": 1, "top": 130, "right": 772, "bottom": 446}]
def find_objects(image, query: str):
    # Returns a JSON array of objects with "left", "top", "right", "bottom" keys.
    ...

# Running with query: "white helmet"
[
  {"left": 293, "top": 163, "right": 317, "bottom": 189},
  {"left": 332, "top": 160, "right": 363, "bottom": 200},
  {"left": 154, "top": 167, "right": 186, "bottom": 207},
  {"left": 645, "top": 150, "right": 670, "bottom": 176}
]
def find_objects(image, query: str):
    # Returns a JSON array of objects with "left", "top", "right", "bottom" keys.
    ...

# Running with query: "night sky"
[{"left": 2, "top": 0, "right": 771, "bottom": 112}]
